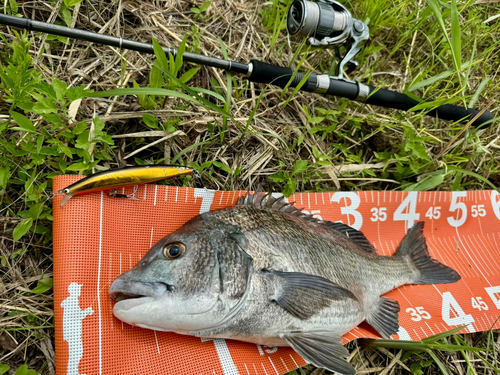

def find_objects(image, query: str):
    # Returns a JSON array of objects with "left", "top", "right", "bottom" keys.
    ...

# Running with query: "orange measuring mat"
[{"left": 53, "top": 175, "right": 500, "bottom": 375}]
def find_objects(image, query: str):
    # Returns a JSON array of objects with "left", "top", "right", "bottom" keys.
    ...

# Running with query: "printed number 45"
[{"left": 406, "top": 307, "right": 431, "bottom": 321}]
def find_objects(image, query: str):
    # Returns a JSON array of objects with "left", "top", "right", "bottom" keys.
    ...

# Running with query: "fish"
[
  {"left": 58, "top": 165, "right": 193, "bottom": 206},
  {"left": 109, "top": 191, "right": 461, "bottom": 375}
]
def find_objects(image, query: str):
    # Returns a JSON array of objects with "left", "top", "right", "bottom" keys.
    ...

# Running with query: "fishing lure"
[{"left": 59, "top": 165, "right": 194, "bottom": 207}]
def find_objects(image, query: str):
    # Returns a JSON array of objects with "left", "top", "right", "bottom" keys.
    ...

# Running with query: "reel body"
[{"left": 286, "top": 0, "right": 369, "bottom": 80}]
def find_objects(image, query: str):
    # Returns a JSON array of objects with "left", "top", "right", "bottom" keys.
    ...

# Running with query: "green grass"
[{"left": 1, "top": 0, "right": 499, "bottom": 373}]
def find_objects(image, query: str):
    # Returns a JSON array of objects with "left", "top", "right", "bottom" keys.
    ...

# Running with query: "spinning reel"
[{"left": 286, "top": 0, "right": 369, "bottom": 81}]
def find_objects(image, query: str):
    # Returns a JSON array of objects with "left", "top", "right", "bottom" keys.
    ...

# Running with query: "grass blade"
[
  {"left": 171, "top": 140, "right": 218, "bottom": 164},
  {"left": 408, "top": 71, "right": 454, "bottom": 92},
  {"left": 421, "top": 326, "right": 466, "bottom": 343},
  {"left": 152, "top": 63, "right": 235, "bottom": 123},
  {"left": 450, "top": 0, "right": 461, "bottom": 71},
  {"left": 404, "top": 172, "right": 445, "bottom": 191},
  {"left": 447, "top": 166, "right": 499, "bottom": 191},
  {"left": 468, "top": 77, "right": 492, "bottom": 108},
  {"left": 87, "top": 87, "right": 231, "bottom": 120},
  {"left": 427, "top": 349, "right": 451, "bottom": 375},
  {"left": 426, "top": 0, "right": 460, "bottom": 72}
]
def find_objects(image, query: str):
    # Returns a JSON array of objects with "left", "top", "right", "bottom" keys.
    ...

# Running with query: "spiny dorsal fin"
[
  {"left": 238, "top": 192, "right": 377, "bottom": 253},
  {"left": 237, "top": 191, "right": 301, "bottom": 214}
]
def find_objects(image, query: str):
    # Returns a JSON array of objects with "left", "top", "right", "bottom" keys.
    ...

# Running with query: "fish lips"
[{"left": 109, "top": 279, "right": 171, "bottom": 304}]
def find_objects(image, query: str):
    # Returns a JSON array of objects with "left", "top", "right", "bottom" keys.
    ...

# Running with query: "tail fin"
[{"left": 395, "top": 222, "right": 461, "bottom": 284}]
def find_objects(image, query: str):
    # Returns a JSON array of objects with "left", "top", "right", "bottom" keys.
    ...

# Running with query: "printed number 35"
[
  {"left": 371, "top": 207, "right": 387, "bottom": 222},
  {"left": 406, "top": 307, "right": 431, "bottom": 321}
]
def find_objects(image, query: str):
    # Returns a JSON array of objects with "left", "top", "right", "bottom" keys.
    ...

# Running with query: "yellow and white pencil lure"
[{"left": 58, "top": 165, "right": 194, "bottom": 207}]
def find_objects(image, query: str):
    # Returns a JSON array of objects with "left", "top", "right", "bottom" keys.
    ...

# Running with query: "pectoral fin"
[
  {"left": 281, "top": 331, "right": 356, "bottom": 375},
  {"left": 264, "top": 269, "right": 358, "bottom": 320}
]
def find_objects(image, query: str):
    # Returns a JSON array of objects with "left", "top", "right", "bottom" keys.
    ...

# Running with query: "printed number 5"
[
  {"left": 447, "top": 191, "right": 467, "bottom": 227},
  {"left": 406, "top": 307, "right": 431, "bottom": 321}
]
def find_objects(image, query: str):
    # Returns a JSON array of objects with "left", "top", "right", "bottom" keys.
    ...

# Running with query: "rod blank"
[{"left": 0, "top": 14, "right": 249, "bottom": 74}]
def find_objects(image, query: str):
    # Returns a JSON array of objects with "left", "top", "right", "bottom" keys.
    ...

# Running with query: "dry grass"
[{"left": 1, "top": 0, "right": 499, "bottom": 374}]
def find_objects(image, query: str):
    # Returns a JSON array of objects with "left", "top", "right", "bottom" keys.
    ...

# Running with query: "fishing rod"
[{"left": 0, "top": 12, "right": 494, "bottom": 127}]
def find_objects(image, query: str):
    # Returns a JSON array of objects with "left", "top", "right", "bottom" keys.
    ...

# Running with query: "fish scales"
[
  {"left": 109, "top": 192, "right": 461, "bottom": 375},
  {"left": 209, "top": 205, "right": 415, "bottom": 298}
]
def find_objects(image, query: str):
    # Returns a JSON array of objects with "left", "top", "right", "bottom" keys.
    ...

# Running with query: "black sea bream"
[{"left": 109, "top": 192, "right": 461, "bottom": 375}]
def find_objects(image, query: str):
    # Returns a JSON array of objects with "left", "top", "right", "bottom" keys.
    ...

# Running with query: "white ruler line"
[
  {"left": 268, "top": 357, "right": 278, "bottom": 375},
  {"left": 97, "top": 192, "right": 103, "bottom": 374},
  {"left": 470, "top": 235, "right": 494, "bottom": 276},
  {"left": 200, "top": 338, "right": 239, "bottom": 375}
]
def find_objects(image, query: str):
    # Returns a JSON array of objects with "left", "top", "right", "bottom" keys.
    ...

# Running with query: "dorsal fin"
[
  {"left": 237, "top": 191, "right": 301, "bottom": 214},
  {"left": 238, "top": 192, "right": 376, "bottom": 253},
  {"left": 325, "top": 222, "right": 377, "bottom": 254}
]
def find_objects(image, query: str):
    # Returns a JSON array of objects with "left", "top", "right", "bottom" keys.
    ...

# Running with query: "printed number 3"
[
  {"left": 331, "top": 192, "right": 363, "bottom": 230},
  {"left": 406, "top": 306, "right": 431, "bottom": 321}
]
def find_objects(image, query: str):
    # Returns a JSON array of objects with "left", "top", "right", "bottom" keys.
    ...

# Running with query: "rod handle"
[{"left": 248, "top": 59, "right": 312, "bottom": 90}]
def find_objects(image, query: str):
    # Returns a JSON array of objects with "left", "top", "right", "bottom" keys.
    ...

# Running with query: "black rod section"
[
  {"left": 247, "top": 60, "right": 494, "bottom": 127},
  {"left": 0, "top": 14, "right": 249, "bottom": 74},
  {"left": 364, "top": 86, "right": 492, "bottom": 125},
  {"left": 0, "top": 14, "right": 494, "bottom": 127}
]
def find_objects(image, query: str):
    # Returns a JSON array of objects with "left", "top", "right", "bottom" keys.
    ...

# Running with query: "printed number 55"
[{"left": 406, "top": 307, "right": 431, "bottom": 321}]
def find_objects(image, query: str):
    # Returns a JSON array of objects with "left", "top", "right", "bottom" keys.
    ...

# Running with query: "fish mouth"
[{"left": 109, "top": 279, "right": 172, "bottom": 302}]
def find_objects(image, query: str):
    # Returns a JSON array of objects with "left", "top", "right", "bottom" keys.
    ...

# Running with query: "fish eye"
[
  {"left": 163, "top": 242, "right": 186, "bottom": 260},
  {"left": 63, "top": 188, "right": 70, "bottom": 194}
]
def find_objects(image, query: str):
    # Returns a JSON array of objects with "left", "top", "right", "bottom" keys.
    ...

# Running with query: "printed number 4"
[
  {"left": 394, "top": 192, "right": 420, "bottom": 229},
  {"left": 442, "top": 292, "right": 475, "bottom": 332},
  {"left": 406, "top": 306, "right": 431, "bottom": 321}
]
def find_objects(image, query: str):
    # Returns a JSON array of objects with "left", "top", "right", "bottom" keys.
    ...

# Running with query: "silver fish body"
[{"left": 109, "top": 192, "right": 461, "bottom": 375}]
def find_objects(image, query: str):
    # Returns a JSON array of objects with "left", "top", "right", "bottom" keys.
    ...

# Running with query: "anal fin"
[
  {"left": 365, "top": 297, "right": 400, "bottom": 339},
  {"left": 281, "top": 331, "right": 356, "bottom": 375}
]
